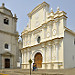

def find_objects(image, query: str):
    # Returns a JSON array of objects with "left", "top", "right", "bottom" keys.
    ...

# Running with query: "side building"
[
  {"left": 21, "top": 2, "right": 75, "bottom": 69},
  {"left": 18, "top": 40, "right": 23, "bottom": 68},
  {"left": 0, "top": 3, "right": 19, "bottom": 69}
]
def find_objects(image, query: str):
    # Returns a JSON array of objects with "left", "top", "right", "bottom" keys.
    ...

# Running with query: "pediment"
[
  {"left": 1, "top": 52, "right": 14, "bottom": 56},
  {"left": 0, "top": 4, "right": 13, "bottom": 16},
  {"left": 28, "top": 1, "right": 49, "bottom": 17}
]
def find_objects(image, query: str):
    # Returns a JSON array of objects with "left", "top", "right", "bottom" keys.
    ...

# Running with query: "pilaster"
[
  {"left": 43, "top": 7, "right": 46, "bottom": 23},
  {"left": 55, "top": 19, "right": 60, "bottom": 37},
  {"left": 21, "top": 50, "right": 24, "bottom": 64},
  {"left": 29, "top": 16, "right": 31, "bottom": 28},
  {"left": 48, "top": 44, "right": 52, "bottom": 62},
  {"left": 41, "top": 44, "right": 46, "bottom": 63},
  {"left": 55, "top": 42, "right": 59, "bottom": 62},
  {"left": 24, "top": 50, "right": 27, "bottom": 64}
]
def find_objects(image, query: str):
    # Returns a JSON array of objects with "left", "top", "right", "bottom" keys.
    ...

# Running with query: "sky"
[{"left": 0, "top": 0, "right": 75, "bottom": 39}]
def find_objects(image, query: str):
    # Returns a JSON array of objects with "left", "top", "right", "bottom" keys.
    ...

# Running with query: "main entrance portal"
[
  {"left": 5, "top": 59, "right": 10, "bottom": 68},
  {"left": 34, "top": 53, "right": 42, "bottom": 68}
]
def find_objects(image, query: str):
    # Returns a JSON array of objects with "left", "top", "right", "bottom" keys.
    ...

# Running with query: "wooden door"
[
  {"left": 34, "top": 53, "right": 42, "bottom": 68},
  {"left": 5, "top": 59, "right": 10, "bottom": 68}
]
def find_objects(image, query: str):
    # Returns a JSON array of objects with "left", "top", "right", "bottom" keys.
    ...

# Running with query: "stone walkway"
[{"left": 0, "top": 68, "right": 75, "bottom": 75}]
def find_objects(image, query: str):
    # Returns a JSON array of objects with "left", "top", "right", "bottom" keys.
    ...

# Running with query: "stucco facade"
[
  {"left": 0, "top": 3, "right": 19, "bottom": 69},
  {"left": 21, "top": 2, "right": 75, "bottom": 69}
]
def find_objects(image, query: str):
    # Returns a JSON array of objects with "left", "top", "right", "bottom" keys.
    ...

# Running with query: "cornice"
[
  {"left": 0, "top": 11, "right": 17, "bottom": 20},
  {"left": 21, "top": 22, "right": 47, "bottom": 35},
  {"left": 54, "top": 11, "right": 67, "bottom": 15},
  {"left": 22, "top": 15, "right": 67, "bottom": 36},
  {"left": 31, "top": 23, "right": 46, "bottom": 32},
  {"left": 47, "top": 20, "right": 54, "bottom": 24},
  {"left": 54, "top": 15, "right": 67, "bottom": 19},
  {"left": 33, "top": 29, "right": 42, "bottom": 34},
  {"left": 21, "top": 37, "right": 63, "bottom": 50},
  {"left": 64, "top": 26, "right": 75, "bottom": 35},
  {"left": 0, "top": 30, "right": 19, "bottom": 36}
]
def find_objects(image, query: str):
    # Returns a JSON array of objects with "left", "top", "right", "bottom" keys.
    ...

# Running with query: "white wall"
[{"left": 64, "top": 31, "right": 75, "bottom": 68}]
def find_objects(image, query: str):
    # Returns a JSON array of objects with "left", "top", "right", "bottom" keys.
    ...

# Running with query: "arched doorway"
[
  {"left": 34, "top": 53, "right": 42, "bottom": 68},
  {"left": 5, "top": 59, "right": 10, "bottom": 68}
]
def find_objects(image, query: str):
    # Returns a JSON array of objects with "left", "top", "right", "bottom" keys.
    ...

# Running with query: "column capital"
[
  {"left": 54, "top": 39, "right": 59, "bottom": 45},
  {"left": 41, "top": 43, "right": 46, "bottom": 48},
  {"left": 24, "top": 50, "right": 27, "bottom": 53},
  {"left": 27, "top": 48, "right": 31, "bottom": 52},
  {"left": 47, "top": 41, "right": 52, "bottom": 46},
  {"left": 21, "top": 50, "right": 24, "bottom": 53},
  {"left": 55, "top": 42, "right": 59, "bottom": 46}
]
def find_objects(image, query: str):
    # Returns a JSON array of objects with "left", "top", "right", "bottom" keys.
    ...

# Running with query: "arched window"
[
  {"left": 4, "top": 18, "right": 9, "bottom": 25},
  {"left": 5, "top": 43, "right": 9, "bottom": 49},
  {"left": 37, "top": 36, "right": 41, "bottom": 43}
]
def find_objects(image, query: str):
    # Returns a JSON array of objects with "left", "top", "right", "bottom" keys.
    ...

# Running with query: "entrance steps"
[{"left": 0, "top": 68, "right": 75, "bottom": 75}]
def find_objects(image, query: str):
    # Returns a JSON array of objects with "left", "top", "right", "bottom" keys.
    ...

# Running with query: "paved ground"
[{"left": 0, "top": 68, "right": 75, "bottom": 75}]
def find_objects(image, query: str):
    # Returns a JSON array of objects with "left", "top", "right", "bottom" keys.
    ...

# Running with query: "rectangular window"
[
  {"left": 4, "top": 18, "right": 9, "bottom": 25},
  {"left": 5, "top": 44, "right": 9, "bottom": 49}
]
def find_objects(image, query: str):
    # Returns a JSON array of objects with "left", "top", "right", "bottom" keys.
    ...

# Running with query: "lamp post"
[{"left": 29, "top": 59, "right": 32, "bottom": 75}]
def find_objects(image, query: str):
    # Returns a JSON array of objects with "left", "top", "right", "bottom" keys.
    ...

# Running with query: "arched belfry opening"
[{"left": 34, "top": 52, "right": 42, "bottom": 68}]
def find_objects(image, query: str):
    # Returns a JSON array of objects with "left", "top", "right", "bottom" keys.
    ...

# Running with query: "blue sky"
[{"left": 0, "top": 0, "right": 75, "bottom": 37}]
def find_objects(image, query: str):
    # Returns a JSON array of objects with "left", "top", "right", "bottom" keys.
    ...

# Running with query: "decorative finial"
[
  {"left": 43, "top": 1, "right": 45, "bottom": 3},
  {"left": 51, "top": 8, "right": 53, "bottom": 12},
  {"left": 2, "top": 3, "right": 5, "bottom": 7},
  {"left": 57, "top": 7, "right": 60, "bottom": 11},
  {"left": 14, "top": 14, "right": 17, "bottom": 18}
]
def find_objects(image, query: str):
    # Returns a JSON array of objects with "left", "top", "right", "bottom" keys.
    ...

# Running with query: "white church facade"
[{"left": 21, "top": 2, "right": 75, "bottom": 69}]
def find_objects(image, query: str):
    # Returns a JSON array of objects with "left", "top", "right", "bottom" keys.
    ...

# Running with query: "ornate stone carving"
[
  {"left": 53, "top": 29, "right": 56, "bottom": 36},
  {"left": 47, "top": 32, "right": 50, "bottom": 37}
]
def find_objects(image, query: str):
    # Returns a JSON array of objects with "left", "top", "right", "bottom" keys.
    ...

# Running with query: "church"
[
  {"left": 21, "top": 2, "right": 75, "bottom": 69},
  {"left": 0, "top": 3, "right": 19, "bottom": 69}
]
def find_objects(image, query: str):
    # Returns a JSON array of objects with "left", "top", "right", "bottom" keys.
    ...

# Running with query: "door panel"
[
  {"left": 34, "top": 53, "right": 42, "bottom": 68},
  {"left": 5, "top": 59, "right": 10, "bottom": 68}
]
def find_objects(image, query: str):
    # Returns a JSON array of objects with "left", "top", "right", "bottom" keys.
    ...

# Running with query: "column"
[
  {"left": 31, "top": 33, "right": 33, "bottom": 44},
  {"left": 25, "top": 36, "right": 26, "bottom": 45},
  {"left": 56, "top": 43, "right": 59, "bottom": 61},
  {"left": 27, "top": 48, "right": 30, "bottom": 69},
  {"left": 24, "top": 51, "right": 27, "bottom": 64},
  {"left": 42, "top": 27, "right": 45, "bottom": 40},
  {"left": 50, "top": 22, "right": 52, "bottom": 39},
  {"left": 21, "top": 51, "right": 24, "bottom": 69},
  {"left": 56, "top": 21, "right": 59, "bottom": 37},
  {"left": 47, "top": 24, "right": 50, "bottom": 38},
  {"left": 24, "top": 50, "right": 27, "bottom": 69},
  {"left": 43, "top": 7, "right": 46, "bottom": 22},
  {"left": 53, "top": 43, "right": 59, "bottom": 69},
  {"left": 42, "top": 46, "right": 46, "bottom": 63},
  {"left": 44, "top": 27, "right": 47, "bottom": 39},
  {"left": 23, "top": 37, "right": 25, "bottom": 48},
  {"left": 42, "top": 44, "right": 46, "bottom": 69},
  {"left": 28, "top": 33, "right": 31, "bottom": 45},
  {"left": 23, "top": 35, "right": 25, "bottom": 47},
  {"left": 29, "top": 16, "right": 31, "bottom": 28},
  {"left": 46, "top": 44, "right": 52, "bottom": 69},
  {"left": 48, "top": 45, "right": 52, "bottom": 62},
  {"left": 27, "top": 49, "right": 30, "bottom": 62},
  {"left": 22, "top": 51, "right": 24, "bottom": 64}
]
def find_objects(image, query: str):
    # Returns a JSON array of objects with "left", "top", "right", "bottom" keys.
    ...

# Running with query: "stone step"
[
  {"left": 0, "top": 68, "right": 75, "bottom": 75},
  {"left": 0, "top": 70, "right": 64, "bottom": 75}
]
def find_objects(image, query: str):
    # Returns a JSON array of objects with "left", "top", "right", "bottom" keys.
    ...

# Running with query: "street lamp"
[{"left": 29, "top": 59, "right": 32, "bottom": 75}]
